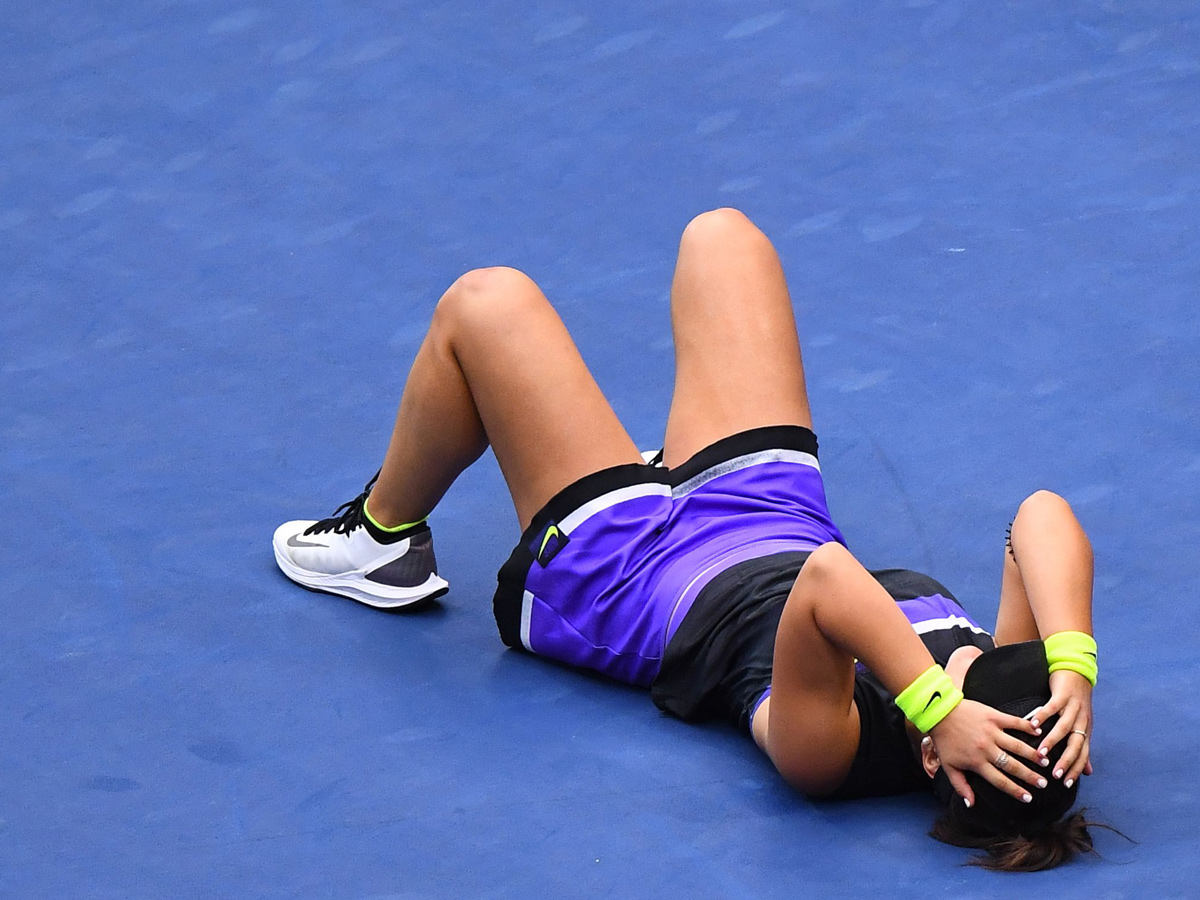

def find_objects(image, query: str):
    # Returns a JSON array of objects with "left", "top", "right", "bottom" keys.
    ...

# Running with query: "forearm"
[{"left": 1007, "top": 491, "right": 1094, "bottom": 637}]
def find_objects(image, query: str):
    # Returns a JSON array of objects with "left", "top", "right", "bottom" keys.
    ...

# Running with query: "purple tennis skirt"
[{"left": 492, "top": 425, "right": 845, "bottom": 687}]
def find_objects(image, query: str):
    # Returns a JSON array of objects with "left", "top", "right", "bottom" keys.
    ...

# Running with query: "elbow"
[
  {"left": 1013, "top": 490, "right": 1093, "bottom": 558},
  {"left": 768, "top": 743, "right": 848, "bottom": 799},
  {"left": 1019, "top": 489, "right": 1071, "bottom": 515},
  {"left": 1015, "top": 490, "right": 1081, "bottom": 531}
]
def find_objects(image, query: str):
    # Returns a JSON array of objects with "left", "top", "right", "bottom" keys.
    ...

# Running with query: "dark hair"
[
  {"left": 930, "top": 711, "right": 1080, "bottom": 842},
  {"left": 925, "top": 640, "right": 1130, "bottom": 870},
  {"left": 931, "top": 806, "right": 1098, "bottom": 872},
  {"left": 927, "top": 642, "right": 1093, "bottom": 869},
  {"left": 926, "top": 711, "right": 1127, "bottom": 870}
]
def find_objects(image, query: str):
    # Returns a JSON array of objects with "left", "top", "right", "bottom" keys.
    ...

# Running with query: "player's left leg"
[{"left": 661, "top": 208, "right": 814, "bottom": 467}]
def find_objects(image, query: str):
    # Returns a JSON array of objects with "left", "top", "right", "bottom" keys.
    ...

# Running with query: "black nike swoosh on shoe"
[{"left": 287, "top": 535, "right": 329, "bottom": 549}]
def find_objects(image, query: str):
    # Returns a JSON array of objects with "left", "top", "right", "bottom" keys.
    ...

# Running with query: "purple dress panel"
[{"left": 521, "top": 453, "right": 845, "bottom": 686}]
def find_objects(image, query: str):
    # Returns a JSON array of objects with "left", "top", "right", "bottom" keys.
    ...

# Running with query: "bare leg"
[
  {"left": 662, "top": 208, "right": 813, "bottom": 466},
  {"left": 366, "top": 267, "right": 641, "bottom": 531},
  {"left": 660, "top": 212, "right": 848, "bottom": 790}
]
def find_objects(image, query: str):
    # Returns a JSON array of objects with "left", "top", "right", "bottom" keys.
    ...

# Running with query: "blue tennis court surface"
[{"left": 2, "top": 1, "right": 1197, "bottom": 896}]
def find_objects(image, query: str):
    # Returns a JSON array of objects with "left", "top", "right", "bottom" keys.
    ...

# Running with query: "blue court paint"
[{"left": 1, "top": 1, "right": 1196, "bottom": 896}]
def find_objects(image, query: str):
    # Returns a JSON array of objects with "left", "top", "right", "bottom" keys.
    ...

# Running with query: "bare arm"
[
  {"left": 994, "top": 490, "right": 1095, "bottom": 784},
  {"left": 996, "top": 490, "right": 1094, "bottom": 645},
  {"left": 765, "top": 542, "right": 1042, "bottom": 803}
]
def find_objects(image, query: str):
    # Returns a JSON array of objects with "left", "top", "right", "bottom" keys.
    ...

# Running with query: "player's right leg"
[{"left": 273, "top": 266, "right": 642, "bottom": 609}]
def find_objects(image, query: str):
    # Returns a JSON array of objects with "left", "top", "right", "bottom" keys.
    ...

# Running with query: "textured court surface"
[{"left": 3, "top": 1, "right": 1198, "bottom": 897}]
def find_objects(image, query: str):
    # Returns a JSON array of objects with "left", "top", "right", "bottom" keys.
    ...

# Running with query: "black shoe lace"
[{"left": 303, "top": 471, "right": 380, "bottom": 537}]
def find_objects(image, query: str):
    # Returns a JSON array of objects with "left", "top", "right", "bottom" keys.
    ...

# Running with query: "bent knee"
[
  {"left": 679, "top": 207, "right": 768, "bottom": 251},
  {"left": 435, "top": 266, "right": 544, "bottom": 332},
  {"left": 447, "top": 265, "right": 539, "bottom": 303}
]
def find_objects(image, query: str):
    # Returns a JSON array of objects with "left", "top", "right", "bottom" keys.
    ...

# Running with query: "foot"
[
  {"left": 641, "top": 448, "right": 665, "bottom": 467},
  {"left": 273, "top": 473, "right": 449, "bottom": 609}
]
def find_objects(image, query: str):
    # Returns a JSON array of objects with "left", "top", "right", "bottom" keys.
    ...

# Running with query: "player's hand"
[
  {"left": 1028, "top": 669, "right": 1093, "bottom": 787},
  {"left": 929, "top": 699, "right": 1048, "bottom": 807}
]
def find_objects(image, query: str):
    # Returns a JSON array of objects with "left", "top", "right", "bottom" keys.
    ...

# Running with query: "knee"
[
  {"left": 434, "top": 266, "right": 542, "bottom": 334},
  {"left": 445, "top": 266, "right": 539, "bottom": 307},
  {"left": 679, "top": 207, "right": 768, "bottom": 253}
]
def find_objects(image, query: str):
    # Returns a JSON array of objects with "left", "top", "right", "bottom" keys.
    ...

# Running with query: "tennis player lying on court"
[{"left": 273, "top": 208, "right": 1099, "bottom": 870}]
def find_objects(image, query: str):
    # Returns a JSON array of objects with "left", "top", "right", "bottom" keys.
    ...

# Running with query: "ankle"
[{"left": 363, "top": 495, "right": 427, "bottom": 533}]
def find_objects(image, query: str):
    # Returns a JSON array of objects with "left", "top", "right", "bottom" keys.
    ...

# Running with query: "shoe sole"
[{"left": 273, "top": 541, "right": 450, "bottom": 610}]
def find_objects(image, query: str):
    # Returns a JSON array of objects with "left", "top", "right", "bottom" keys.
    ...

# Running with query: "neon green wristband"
[
  {"left": 1044, "top": 630, "right": 1098, "bottom": 686},
  {"left": 895, "top": 664, "right": 964, "bottom": 734}
]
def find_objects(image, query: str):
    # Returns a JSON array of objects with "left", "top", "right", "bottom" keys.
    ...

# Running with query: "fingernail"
[
  {"left": 1021, "top": 792, "right": 1032, "bottom": 803},
  {"left": 963, "top": 797, "right": 972, "bottom": 808},
  {"left": 1037, "top": 777, "right": 1047, "bottom": 788},
  {"left": 1065, "top": 779, "right": 1074, "bottom": 789},
  {"left": 1030, "top": 718, "right": 1039, "bottom": 727},
  {"left": 1054, "top": 768, "right": 1064, "bottom": 779},
  {"left": 1035, "top": 728, "right": 1042, "bottom": 736},
  {"left": 1040, "top": 756, "right": 1050, "bottom": 767}
]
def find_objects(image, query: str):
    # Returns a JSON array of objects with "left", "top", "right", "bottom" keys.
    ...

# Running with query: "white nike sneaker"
[
  {"left": 641, "top": 448, "right": 665, "bottom": 467},
  {"left": 273, "top": 473, "right": 449, "bottom": 609}
]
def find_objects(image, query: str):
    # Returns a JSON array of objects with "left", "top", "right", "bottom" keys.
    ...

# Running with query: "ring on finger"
[
  {"left": 1071, "top": 729, "right": 1089, "bottom": 738},
  {"left": 995, "top": 750, "right": 1009, "bottom": 769}
]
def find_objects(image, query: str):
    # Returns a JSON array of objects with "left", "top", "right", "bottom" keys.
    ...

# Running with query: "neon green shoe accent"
[
  {"left": 538, "top": 525, "right": 563, "bottom": 559},
  {"left": 363, "top": 496, "right": 426, "bottom": 534}
]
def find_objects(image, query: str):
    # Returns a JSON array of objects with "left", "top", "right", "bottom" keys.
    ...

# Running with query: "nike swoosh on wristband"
[
  {"left": 923, "top": 691, "right": 943, "bottom": 712},
  {"left": 288, "top": 535, "right": 329, "bottom": 549}
]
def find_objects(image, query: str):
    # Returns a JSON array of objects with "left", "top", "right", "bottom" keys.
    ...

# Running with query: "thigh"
[
  {"left": 662, "top": 208, "right": 814, "bottom": 468},
  {"left": 438, "top": 267, "right": 642, "bottom": 528}
]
